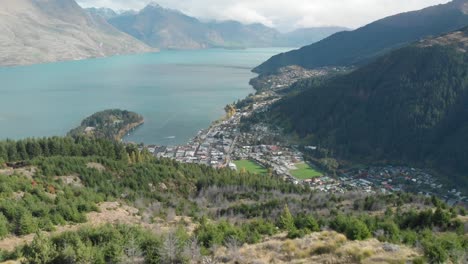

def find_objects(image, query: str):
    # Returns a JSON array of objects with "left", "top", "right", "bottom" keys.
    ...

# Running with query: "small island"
[{"left": 68, "top": 109, "right": 144, "bottom": 141}]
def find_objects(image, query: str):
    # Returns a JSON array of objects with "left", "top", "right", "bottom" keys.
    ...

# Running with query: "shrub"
[
  {"left": 23, "top": 232, "right": 57, "bottom": 264},
  {"left": 345, "top": 219, "right": 371, "bottom": 240},
  {"left": 422, "top": 241, "right": 448, "bottom": 264},
  {"left": 330, "top": 215, "right": 371, "bottom": 241},
  {"left": 17, "top": 212, "right": 38, "bottom": 236},
  {"left": 294, "top": 214, "right": 320, "bottom": 233},
  {"left": 287, "top": 228, "right": 308, "bottom": 239},
  {"left": 312, "top": 243, "right": 337, "bottom": 255}
]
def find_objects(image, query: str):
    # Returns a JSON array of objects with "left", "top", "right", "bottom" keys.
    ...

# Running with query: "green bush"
[
  {"left": 294, "top": 214, "right": 320, "bottom": 233},
  {"left": 287, "top": 228, "right": 308, "bottom": 239},
  {"left": 330, "top": 215, "right": 371, "bottom": 241},
  {"left": 23, "top": 232, "right": 57, "bottom": 264}
]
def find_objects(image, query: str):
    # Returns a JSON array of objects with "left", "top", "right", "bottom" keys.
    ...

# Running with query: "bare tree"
[
  {"left": 202, "top": 256, "right": 217, "bottom": 264},
  {"left": 160, "top": 232, "right": 180, "bottom": 264},
  {"left": 122, "top": 235, "right": 143, "bottom": 264},
  {"left": 166, "top": 208, "right": 176, "bottom": 222},
  {"left": 225, "top": 236, "right": 242, "bottom": 263},
  {"left": 182, "top": 238, "right": 202, "bottom": 263}
]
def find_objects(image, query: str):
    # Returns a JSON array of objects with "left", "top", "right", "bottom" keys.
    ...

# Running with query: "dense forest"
[
  {"left": 253, "top": 0, "right": 468, "bottom": 74},
  {"left": 267, "top": 36, "right": 468, "bottom": 189},
  {"left": 0, "top": 137, "right": 466, "bottom": 263},
  {"left": 68, "top": 109, "right": 143, "bottom": 141}
]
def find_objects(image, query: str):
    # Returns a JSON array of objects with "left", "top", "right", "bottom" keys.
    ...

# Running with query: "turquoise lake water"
[{"left": 0, "top": 48, "right": 290, "bottom": 145}]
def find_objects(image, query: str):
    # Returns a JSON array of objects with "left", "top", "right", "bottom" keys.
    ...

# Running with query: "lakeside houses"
[
  {"left": 143, "top": 99, "right": 467, "bottom": 206},
  {"left": 303, "top": 166, "right": 467, "bottom": 206},
  {"left": 139, "top": 73, "right": 467, "bottom": 207},
  {"left": 250, "top": 66, "right": 342, "bottom": 92}
]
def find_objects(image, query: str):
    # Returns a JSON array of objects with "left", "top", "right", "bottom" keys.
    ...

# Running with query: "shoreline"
[{"left": 116, "top": 119, "right": 145, "bottom": 141}]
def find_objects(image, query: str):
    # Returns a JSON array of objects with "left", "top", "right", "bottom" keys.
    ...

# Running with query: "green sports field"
[
  {"left": 234, "top": 160, "right": 267, "bottom": 175},
  {"left": 290, "top": 163, "right": 323, "bottom": 180}
]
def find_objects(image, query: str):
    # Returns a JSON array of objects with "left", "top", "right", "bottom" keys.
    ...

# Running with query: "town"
[{"left": 138, "top": 66, "right": 468, "bottom": 208}]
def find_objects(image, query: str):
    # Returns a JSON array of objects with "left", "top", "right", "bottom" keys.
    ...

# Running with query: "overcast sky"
[{"left": 77, "top": 0, "right": 451, "bottom": 31}]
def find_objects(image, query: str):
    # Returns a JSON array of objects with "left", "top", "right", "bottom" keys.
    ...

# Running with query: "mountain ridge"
[
  {"left": 0, "top": 0, "right": 152, "bottom": 66},
  {"left": 254, "top": 0, "right": 468, "bottom": 74},
  {"left": 266, "top": 27, "right": 468, "bottom": 188},
  {"left": 107, "top": 3, "right": 346, "bottom": 49}
]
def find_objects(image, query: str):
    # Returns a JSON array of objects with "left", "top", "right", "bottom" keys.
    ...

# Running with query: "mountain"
[
  {"left": 0, "top": 0, "right": 152, "bottom": 66},
  {"left": 254, "top": 0, "right": 468, "bottom": 74},
  {"left": 268, "top": 27, "right": 468, "bottom": 187},
  {"left": 207, "top": 20, "right": 280, "bottom": 48},
  {"left": 107, "top": 3, "right": 344, "bottom": 49},
  {"left": 85, "top": 7, "right": 118, "bottom": 19},
  {"left": 108, "top": 3, "right": 226, "bottom": 49},
  {"left": 107, "top": 3, "right": 279, "bottom": 49},
  {"left": 277, "top": 27, "right": 349, "bottom": 47}
]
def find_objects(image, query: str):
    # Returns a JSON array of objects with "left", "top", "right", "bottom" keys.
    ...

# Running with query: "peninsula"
[{"left": 68, "top": 109, "right": 144, "bottom": 141}]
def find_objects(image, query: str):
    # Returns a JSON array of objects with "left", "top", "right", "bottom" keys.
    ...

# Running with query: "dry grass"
[
  {"left": 418, "top": 30, "right": 468, "bottom": 52},
  {"left": 0, "top": 166, "right": 36, "bottom": 179},
  {"left": 53, "top": 174, "right": 83, "bottom": 188},
  {"left": 0, "top": 202, "right": 197, "bottom": 252},
  {"left": 86, "top": 162, "right": 106, "bottom": 172},
  {"left": 213, "top": 231, "right": 421, "bottom": 264}
]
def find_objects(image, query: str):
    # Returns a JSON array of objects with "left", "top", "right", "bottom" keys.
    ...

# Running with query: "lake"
[{"left": 0, "top": 48, "right": 291, "bottom": 145}]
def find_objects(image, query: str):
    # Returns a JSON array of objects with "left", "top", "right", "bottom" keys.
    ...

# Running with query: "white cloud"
[{"left": 77, "top": 0, "right": 452, "bottom": 31}]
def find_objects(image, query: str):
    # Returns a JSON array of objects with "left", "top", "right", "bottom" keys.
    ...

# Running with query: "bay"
[{"left": 0, "top": 48, "right": 291, "bottom": 145}]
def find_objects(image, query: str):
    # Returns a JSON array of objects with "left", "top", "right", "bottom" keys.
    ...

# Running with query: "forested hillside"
[
  {"left": 268, "top": 29, "right": 468, "bottom": 189},
  {"left": 67, "top": 109, "right": 144, "bottom": 141},
  {"left": 0, "top": 137, "right": 466, "bottom": 263},
  {"left": 0, "top": 137, "right": 468, "bottom": 263},
  {"left": 254, "top": 0, "right": 468, "bottom": 74}
]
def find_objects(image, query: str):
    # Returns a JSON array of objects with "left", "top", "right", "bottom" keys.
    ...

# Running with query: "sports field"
[
  {"left": 290, "top": 163, "right": 323, "bottom": 179},
  {"left": 234, "top": 160, "right": 268, "bottom": 175}
]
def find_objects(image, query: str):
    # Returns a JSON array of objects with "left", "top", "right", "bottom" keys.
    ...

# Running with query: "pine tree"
[
  {"left": 135, "top": 151, "right": 142, "bottom": 163},
  {"left": 126, "top": 153, "right": 131, "bottom": 164},
  {"left": 24, "top": 232, "right": 57, "bottom": 264},
  {"left": 16, "top": 141, "right": 29, "bottom": 160},
  {"left": 130, "top": 151, "right": 137, "bottom": 164},
  {"left": 0, "top": 213, "right": 9, "bottom": 238},
  {"left": 17, "top": 212, "right": 38, "bottom": 236},
  {"left": 279, "top": 205, "right": 295, "bottom": 231}
]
